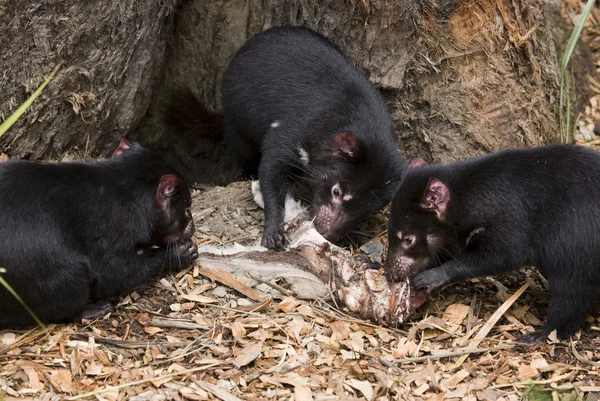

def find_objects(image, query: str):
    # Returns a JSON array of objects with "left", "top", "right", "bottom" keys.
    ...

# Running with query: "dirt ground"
[{"left": 4, "top": 3, "right": 600, "bottom": 401}]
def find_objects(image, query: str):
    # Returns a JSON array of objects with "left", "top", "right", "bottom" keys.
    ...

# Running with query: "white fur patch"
[
  {"left": 342, "top": 194, "right": 353, "bottom": 201},
  {"left": 298, "top": 147, "right": 310, "bottom": 165},
  {"left": 465, "top": 227, "right": 485, "bottom": 246},
  {"left": 270, "top": 121, "right": 281, "bottom": 128},
  {"left": 251, "top": 180, "right": 264, "bottom": 208},
  {"left": 251, "top": 180, "right": 307, "bottom": 222}
]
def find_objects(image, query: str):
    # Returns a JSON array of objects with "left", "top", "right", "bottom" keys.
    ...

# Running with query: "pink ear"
[
  {"left": 421, "top": 177, "right": 450, "bottom": 215},
  {"left": 112, "top": 138, "right": 133, "bottom": 158},
  {"left": 409, "top": 158, "right": 428, "bottom": 168},
  {"left": 156, "top": 174, "right": 180, "bottom": 206},
  {"left": 332, "top": 132, "right": 358, "bottom": 159}
]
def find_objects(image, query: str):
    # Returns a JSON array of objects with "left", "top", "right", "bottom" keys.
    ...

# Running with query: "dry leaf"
[
  {"left": 442, "top": 304, "right": 470, "bottom": 325},
  {"left": 47, "top": 370, "right": 73, "bottom": 393},
  {"left": 85, "top": 362, "right": 103, "bottom": 376},
  {"left": 180, "top": 294, "right": 219, "bottom": 304},
  {"left": 0, "top": 154, "right": 8, "bottom": 163},
  {"left": 233, "top": 341, "right": 263, "bottom": 368},
  {"left": 330, "top": 321, "right": 350, "bottom": 341},
  {"left": 145, "top": 327, "right": 163, "bottom": 335},
  {"left": 294, "top": 385, "right": 313, "bottom": 401},
  {"left": 231, "top": 320, "right": 247, "bottom": 340},
  {"left": 20, "top": 363, "right": 43, "bottom": 392},
  {"left": 517, "top": 364, "right": 539, "bottom": 380},
  {"left": 347, "top": 379, "right": 374, "bottom": 401}
]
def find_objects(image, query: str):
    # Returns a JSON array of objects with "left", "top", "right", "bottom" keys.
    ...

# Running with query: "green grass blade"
[
  {"left": 561, "top": 0, "right": 596, "bottom": 73},
  {"left": 559, "top": 0, "right": 596, "bottom": 143},
  {"left": 0, "top": 64, "right": 61, "bottom": 139},
  {"left": 0, "top": 271, "right": 46, "bottom": 330}
]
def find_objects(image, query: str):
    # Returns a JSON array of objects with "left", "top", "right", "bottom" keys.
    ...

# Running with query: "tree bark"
[
  {"left": 0, "top": 0, "right": 593, "bottom": 182},
  {"left": 0, "top": 0, "right": 181, "bottom": 161}
]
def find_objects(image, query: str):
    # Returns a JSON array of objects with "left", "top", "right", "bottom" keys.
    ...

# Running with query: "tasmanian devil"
[
  {"left": 167, "top": 26, "right": 406, "bottom": 250},
  {"left": 384, "top": 145, "right": 600, "bottom": 343},
  {"left": 0, "top": 139, "right": 197, "bottom": 328}
]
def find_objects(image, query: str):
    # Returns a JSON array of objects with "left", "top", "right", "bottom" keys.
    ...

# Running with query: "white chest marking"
[
  {"left": 270, "top": 121, "right": 281, "bottom": 128},
  {"left": 298, "top": 147, "right": 310, "bottom": 166}
]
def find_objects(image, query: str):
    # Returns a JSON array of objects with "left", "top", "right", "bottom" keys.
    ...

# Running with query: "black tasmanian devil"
[
  {"left": 385, "top": 145, "right": 600, "bottom": 343},
  {"left": 0, "top": 139, "right": 197, "bottom": 328},
  {"left": 167, "top": 26, "right": 406, "bottom": 250}
]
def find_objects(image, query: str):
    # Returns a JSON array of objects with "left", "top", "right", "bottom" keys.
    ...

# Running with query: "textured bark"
[
  {"left": 0, "top": 0, "right": 593, "bottom": 182},
  {"left": 0, "top": 0, "right": 181, "bottom": 160},
  {"left": 133, "top": 0, "right": 593, "bottom": 184}
]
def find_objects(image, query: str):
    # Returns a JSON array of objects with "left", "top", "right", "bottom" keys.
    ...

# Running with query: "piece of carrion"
[{"left": 196, "top": 209, "right": 427, "bottom": 325}]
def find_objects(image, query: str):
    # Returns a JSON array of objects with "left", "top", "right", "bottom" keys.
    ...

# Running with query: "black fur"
[
  {"left": 385, "top": 144, "right": 600, "bottom": 343},
  {"left": 168, "top": 26, "right": 406, "bottom": 249},
  {"left": 0, "top": 140, "right": 197, "bottom": 328}
]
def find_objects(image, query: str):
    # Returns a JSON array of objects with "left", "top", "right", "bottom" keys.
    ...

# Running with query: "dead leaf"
[
  {"left": 233, "top": 341, "right": 263, "bottom": 368},
  {"left": 231, "top": 320, "right": 247, "bottom": 340},
  {"left": 19, "top": 363, "right": 43, "bottom": 392},
  {"left": 85, "top": 362, "right": 103, "bottom": 376},
  {"left": 346, "top": 379, "right": 374, "bottom": 401},
  {"left": 145, "top": 327, "right": 163, "bottom": 335},
  {"left": 294, "top": 385, "right": 313, "bottom": 401},
  {"left": 442, "top": 304, "right": 470, "bottom": 325},
  {"left": 180, "top": 294, "right": 219, "bottom": 304},
  {"left": 517, "top": 364, "right": 539, "bottom": 380},
  {"left": 0, "top": 154, "right": 8, "bottom": 163},
  {"left": 47, "top": 370, "right": 73, "bottom": 393}
]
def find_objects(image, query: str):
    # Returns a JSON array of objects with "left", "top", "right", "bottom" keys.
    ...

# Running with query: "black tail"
[{"left": 165, "top": 88, "right": 224, "bottom": 140}]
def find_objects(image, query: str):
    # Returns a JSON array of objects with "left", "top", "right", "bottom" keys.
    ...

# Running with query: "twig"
[
  {"left": 65, "top": 362, "right": 221, "bottom": 400},
  {"left": 490, "top": 371, "right": 577, "bottom": 389},
  {"left": 69, "top": 334, "right": 190, "bottom": 349},
  {"left": 244, "top": 271, "right": 295, "bottom": 297},
  {"left": 455, "top": 280, "right": 531, "bottom": 365},
  {"left": 571, "top": 341, "right": 600, "bottom": 367},
  {"left": 150, "top": 317, "right": 211, "bottom": 330},
  {"left": 194, "top": 379, "right": 245, "bottom": 401},
  {"left": 390, "top": 345, "right": 514, "bottom": 364}
]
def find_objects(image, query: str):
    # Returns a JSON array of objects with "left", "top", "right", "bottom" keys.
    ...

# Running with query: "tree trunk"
[
  {"left": 0, "top": 0, "right": 181, "bottom": 161},
  {"left": 0, "top": 0, "right": 593, "bottom": 183}
]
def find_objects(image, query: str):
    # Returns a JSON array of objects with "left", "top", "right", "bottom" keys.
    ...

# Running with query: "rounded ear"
[
  {"left": 111, "top": 138, "right": 133, "bottom": 158},
  {"left": 331, "top": 131, "right": 358, "bottom": 159},
  {"left": 408, "top": 158, "right": 428, "bottom": 168},
  {"left": 421, "top": 177, "right": 450, "bottom": 216},
  {"left": 156, "top": 174, "right": 180, "bottom": 206}
]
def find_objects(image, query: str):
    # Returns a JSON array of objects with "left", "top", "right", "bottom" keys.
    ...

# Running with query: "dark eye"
[
  {"left": 332, "top": 184, "right": 342, "bottom": 198},
  {"left": 403, "top": 236, "right": 415, "bottom": 246}
]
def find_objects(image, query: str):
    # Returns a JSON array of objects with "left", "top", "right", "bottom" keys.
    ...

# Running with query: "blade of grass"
[
  {"left": 561, "top": 0, "right": 596, "bottom": 74},
  {"left": 0, "top": 271, "right": 46, "bottom": 330},
  {"left": 559, "top": 0, "right": 596, "bottom": 143},
  {"left": 0, "top": 64, "right": 61, "bottom": 139}
]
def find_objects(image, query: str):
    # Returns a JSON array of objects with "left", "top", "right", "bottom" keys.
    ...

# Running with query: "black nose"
[{"left": 384, "top": 265, "right": 400, "bottom": 282}]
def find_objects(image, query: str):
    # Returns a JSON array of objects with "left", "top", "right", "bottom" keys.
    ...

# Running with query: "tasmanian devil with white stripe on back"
[
  {"left": 167, "top": 26, "right": 406, "bottom": 250},
  {"left": 384, "top": 145, "right": 600, "bottom": 344}
]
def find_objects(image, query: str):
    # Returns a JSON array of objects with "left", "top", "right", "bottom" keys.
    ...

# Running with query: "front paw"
[
  {"left": 261, "top": 225, "right": 287, "bottom": 250},
  {"left": 412, "top": 268, "right": 449, "bottom": 294}
]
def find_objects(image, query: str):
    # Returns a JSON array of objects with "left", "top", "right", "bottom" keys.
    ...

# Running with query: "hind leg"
[
  {"left": 517, "top": 278, "right": 596, "bottom": 344},
  {"left": 223, "top": 118, "right": 260, "bottom": 179}
]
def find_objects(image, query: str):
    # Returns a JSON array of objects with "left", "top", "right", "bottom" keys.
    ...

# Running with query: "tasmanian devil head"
[
  {"left": 309, "top": 131, "right": 404, "bottom": 242},
  {"left": 385, "top": 159, "right": 456, "bottom": 282},
  {"left": 112, "top": 138, "right": 195, "bottom": 245}
]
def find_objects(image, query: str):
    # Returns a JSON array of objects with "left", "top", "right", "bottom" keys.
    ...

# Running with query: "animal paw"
[
  {"left": 515, "top": 330, "right": 549, "bottom": 346},
  {"left": 412, "top": 268, "right": 449, "bottom": 294},
  {"left": 261, "top": 226, "right": 287, "bottom": 250},
  {"left": 76, "top": 300, "right": 114, "bottom": 321}
]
